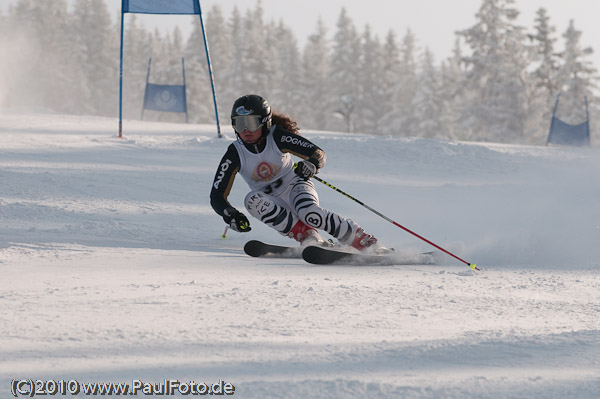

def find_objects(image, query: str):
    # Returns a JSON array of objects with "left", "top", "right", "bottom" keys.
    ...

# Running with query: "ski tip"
[{"left": 243, "top": 240, "right": 264, "bottom": 257}]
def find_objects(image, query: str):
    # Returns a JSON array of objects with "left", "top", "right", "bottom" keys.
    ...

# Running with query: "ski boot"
[
  {"left": 349, "top": 227, "right": 378, "bottom": 251},
  {"left": 287, "top": 220, "right": 326, "bottom": 246}
]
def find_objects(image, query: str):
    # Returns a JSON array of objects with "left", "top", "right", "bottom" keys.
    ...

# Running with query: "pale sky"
[{"left": 2, "top": 0, "right": 599, "bottom": 67}]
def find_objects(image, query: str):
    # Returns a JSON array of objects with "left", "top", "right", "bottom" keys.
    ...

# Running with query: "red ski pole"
[{"left": 312, "top": 174, "right": 478, "bottom": 270}]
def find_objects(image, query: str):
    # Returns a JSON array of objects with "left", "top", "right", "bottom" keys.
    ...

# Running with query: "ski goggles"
[{"left": 232, "top": 115, "right": 264, "bottom": 133}]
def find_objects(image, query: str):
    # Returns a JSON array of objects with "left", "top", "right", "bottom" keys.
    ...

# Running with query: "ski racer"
[{"left": 209, "top": 94, "right": 379, "bottom": 251}]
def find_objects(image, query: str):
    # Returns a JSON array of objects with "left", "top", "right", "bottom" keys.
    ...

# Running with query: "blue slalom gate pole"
[
  {"left": 182, "top": 57, "right": 189, "bottom": 123},
  {"left": 197, "top": 1, "right": 222, "bottom": 138},
  {"left": 141, "top": 58, "right": 151, "bottom": 121},
  {"left": 118, "top": 10, "right": 125, "bottom": 138}
]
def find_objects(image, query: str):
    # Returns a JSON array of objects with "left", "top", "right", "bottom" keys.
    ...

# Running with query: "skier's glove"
[
  {"left": 294, "top": 160, "right": 317, "bottom": 180},
  {"left": 223, "top": 207, "right": 251, "bottom": 232}
]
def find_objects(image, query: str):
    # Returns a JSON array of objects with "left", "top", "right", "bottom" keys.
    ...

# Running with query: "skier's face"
[
  {"left": 239, "top": 127, "right": 262, "bottom": 144},
  {"left": 233, "top": 114, "right": 264, "bottom": 144}
]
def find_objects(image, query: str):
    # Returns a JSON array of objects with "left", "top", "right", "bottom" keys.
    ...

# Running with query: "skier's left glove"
[
  {"left": 223, "top": 207, "right": 251, "bottom": 233},
  {"left": 294, "top": 160, "right": 318, "bottom": 180}
]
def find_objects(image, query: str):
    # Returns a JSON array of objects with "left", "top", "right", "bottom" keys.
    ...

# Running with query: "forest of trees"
[{"left": 0, "top": 0, "right": 598, "bottom": 144}]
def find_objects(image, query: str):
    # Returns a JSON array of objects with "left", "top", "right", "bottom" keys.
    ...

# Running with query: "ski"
[
  {"left": 302, "top": 245, "right": 437, "bottom": 266},
  {"left": 243, "top": 240, "right": 303, "bottom": 258}
]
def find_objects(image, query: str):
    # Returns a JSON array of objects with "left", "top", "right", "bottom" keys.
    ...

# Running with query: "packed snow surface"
[{"left": 1, "top": 113, "right": 599, "bottom": 398}]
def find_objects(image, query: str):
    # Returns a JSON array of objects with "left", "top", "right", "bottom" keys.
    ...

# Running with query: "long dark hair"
[{"left": 272, "top": 111, "right": 300, "bottom": 135}]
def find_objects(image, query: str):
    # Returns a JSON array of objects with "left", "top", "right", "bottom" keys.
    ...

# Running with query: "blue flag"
[
  {"left": 547, "top": 118, "right": 590, "bottom": 146},
  {"left": 122, "top": 0, "right": 200, "bottom": 15},
  {"left": 143, "top": 83, "right": 187, "bottom": 113}
]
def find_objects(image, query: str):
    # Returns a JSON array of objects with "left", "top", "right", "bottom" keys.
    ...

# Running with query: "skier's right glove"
[
  {"left": 223, "top": 207, "right": 251, "bottom": 233},
  {"left": 294, "top": 160, "right": 317, "bottom": 180}
]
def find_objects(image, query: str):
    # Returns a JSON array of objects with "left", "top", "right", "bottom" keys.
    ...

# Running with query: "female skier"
[{"left": 209, "top": 94, "right": 379, "bottom": 251}]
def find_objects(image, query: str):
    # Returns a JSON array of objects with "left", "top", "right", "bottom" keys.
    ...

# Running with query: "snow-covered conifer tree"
[
  {"left": 149, "top": 29, "right": 169, "bottom": 82},
  {"left": 71, "top": 0, "right": 117, "bottom": 116},
  {"left": 396, "top": 28, "right": 419, "bottom": 136},
  {"left": 223, "top": 7, "right": 246, "bottom": 105},
  {"left": 28, "top": 0, "right": 76, "bottom": 112},
  {"left": 439, "top": 38, "right": 467, "bottom": 140},
  {"left": 185, "top": 17, "right": 211, "bottom": 123},
  {"left": 204, "top": 6, "right": 232, "bottom": 119},
  {"left": 530, "top": 9, "right": 560, "bottom": 107},
  {"left": 300, "top": 18, "right": 330, "bottom": 131},
  {"left": 378, "top": 31, "right": 403, "bottom": 135},
  {"left": 269, "top": 21, "right": 302, "bottom": 118},
  {"left": 355, "top": 26, "right": 383, "bottom": 134},
  {"left": 242, "top": 1, "right": 273, "bottom": 97},
  {"left": 150, "top": 27, "right": 187, "bottom": 123},
  {"left": 555, "top": 20, "right": 598, "bottom": 124},
  {"left": 458, "top": 0, "right": 530, "bottom": 143},
  {"left": 412, "top": 49, "right": 446, "bottom": 138},
  {"left": 527, "top": 8, "right": 560, "bottom": 143},
  {"left": 122, "top": 15, "right": 152, "bottom": 119},
  {"left": 327, "top": 8, "right": 362, "bottom": 132}
]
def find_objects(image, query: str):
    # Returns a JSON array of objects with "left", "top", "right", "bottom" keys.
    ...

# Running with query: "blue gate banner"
[
  {"left": 143, "top": 83, "right": 187, "bottom": 113},
  {"left": 122, "top": 0, "right": 200, "bottom": 15},
  {"left": 547, "top": 117, "right": 590, "bottom": 146}
]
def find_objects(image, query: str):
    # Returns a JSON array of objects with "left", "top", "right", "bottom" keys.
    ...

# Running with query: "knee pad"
[
  {"left": 244, "top": 191, "right": 276, "bottom": 219},
  {"left": 244, "top": 191, "right": 297, "bottom": 234}
]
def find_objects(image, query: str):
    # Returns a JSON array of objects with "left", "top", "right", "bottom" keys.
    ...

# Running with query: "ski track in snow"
[{"left": 0, "top": 113, "right": 599, "bottom": 398}]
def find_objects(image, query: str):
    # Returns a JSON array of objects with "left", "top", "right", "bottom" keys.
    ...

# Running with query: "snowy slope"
[{"left": 0, "top": 113, "right": 599, "bottom": 398}]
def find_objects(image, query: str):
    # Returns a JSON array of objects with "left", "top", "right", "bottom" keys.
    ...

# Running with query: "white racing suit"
[{"left": 210, "top": 125, "right": 366, "bottom": 245}]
